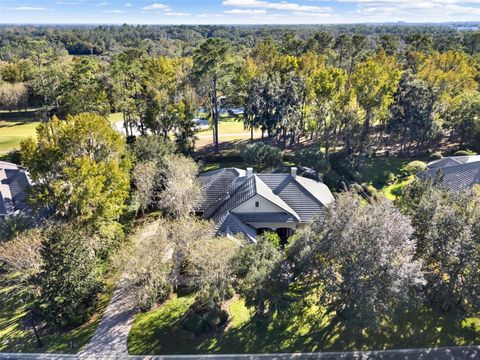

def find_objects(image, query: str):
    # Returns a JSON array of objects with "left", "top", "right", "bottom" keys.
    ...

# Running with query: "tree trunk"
[
  {"left": 213, "top": 75, "right": 219, "bottom": 153},
  {"left": 355, "top": 110, "right": 372, "bottom": 168}
]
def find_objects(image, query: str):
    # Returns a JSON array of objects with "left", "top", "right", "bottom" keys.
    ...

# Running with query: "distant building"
[
  {"left": 418, "top": 155, "right": 480, "bottom": 192},
  {"left": 0, "top": 161, "right": 32, "bottom": 219},
  {"left": 197, "top": 167, "right": 334, "bottom": 242}
]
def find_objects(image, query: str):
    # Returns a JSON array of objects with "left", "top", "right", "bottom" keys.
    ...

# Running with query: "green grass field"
[
  {"left": 0, "top": 113, "right": 124, "bottom": 153},
  {"left": 0, "top": 120, "right": 39, "bottom": 152},
  {"left": 128, "top": 292, "right": 480, "bottom": 355}
]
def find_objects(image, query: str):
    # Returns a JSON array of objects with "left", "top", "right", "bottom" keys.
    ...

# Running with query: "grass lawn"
[
  {"left": 381, "top": 175, "right": 415, "bottom": 200},
  {"left": 0, "top": 113, "right": 125, "bottom": 153},
  {"left": 357, "top": 156, "right": 415, "bottom": 188},
  {"left": 0, "top": 120, "right": 39, "bottom": 152},
  {"left": 0, "top": 269, "right": 118, "bottom": 353},
  {"left": 128, "top": 293, "right": 480, "bottom": 355}
]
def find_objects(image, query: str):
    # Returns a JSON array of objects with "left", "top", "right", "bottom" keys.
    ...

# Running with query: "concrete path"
[
  {"left": 78, "top": 278, "right": 136, "bottom": 356},
  {"left": 1, "top": 345, "right": 480, "bottom": 359}
]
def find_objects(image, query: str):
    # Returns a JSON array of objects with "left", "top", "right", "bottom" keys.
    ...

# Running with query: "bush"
[
  {"left": 294, "top": 148, "right": 330, "bottom": 174},
  {"left": 454, "top": 149, "right": 477, "bottom": 156},
  {"left": 204, "top": 308, "right": 228, "bottom": 328},
  {"left": 428, "top": 152, "right": 443, "bottom": 161},
  {"left": 382, "top": 171, "right": 396, "bottom": 185},
  {"left": 404, "top": 161, "right": 427, "bottom": 175},
  {"left": 242, "top": 143, "right": 283, "bottom": 169},
  {"left": 183, "top": 311, "right": 204, "bottom": 335}
]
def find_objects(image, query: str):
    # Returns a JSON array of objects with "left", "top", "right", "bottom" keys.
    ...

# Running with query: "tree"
[
  {"left": 123, "top": 222, "right": 172, "bottom": 311},
  {"left": 400, "top": 180, "right": 480, "bottom": 313},
  {"left": 58, "top": 57, "right": 110, "bottom": 117},
  {"left": 417, "top": 51, "right": 478, "bottom": 126},
  {"left": 132, "top": 134, "right": 175, "bottom": 163},
  {"left": 0, "top": 228, "right": 43, "bottom": 287},
  {"left": 241, "top": 143, "right": 283, "bottom": 170},
  {"left": 289, "top": 192, "right": 424, "bottom": 328},
  {"left": 193, "top": 38, "right": 235, "bottom": 153},
  {"left": 243, "top": 73, "right": 282, "bottom": 139},
  {"left": 20, "top": 113, "right": 131, "bottom": 225},
  {"left": 39, "top": 224, "right": 101, "bottom": 329},
  {"left": 351, "top": 51, "right": 401, "bottom": 165},
  {"left": 0, "top": 82, "right": 28, "bottom": 110},
  {"left": 232, "top": 233, "right": 286, "bottom": 315},
  {"left": 157, "top": 154, "right": 201, "bottom": 219},
  {"left": 133, "top": 161, "right": 157, "bottom": 214},
  {"left": 185, "top": 237, "right": 239, "bottom": 310},
  {"left": 28, "top": 45, "right": 70, "bottom": 121},
  {"left": 390, "top": 71, "right": 436, "bottom": 154},
  {"left": 312, "top": 66, "right": 347, "bottom": 158}
]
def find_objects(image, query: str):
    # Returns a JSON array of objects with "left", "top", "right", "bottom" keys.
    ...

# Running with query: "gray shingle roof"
[
  {"left": 427, "top": 155, "right": 480, "bottom": 169},
  {"left": 418, "top": 160, "right": 480, "bottom": 192},
  {"left": 217, "top": 212, "right": 257, "bottom": 242},
  {"left": 198, "top": 168, "right": 246, "bottom": 212},
  {"left": 0, "top": 162, "right": 32, "bottom": 217},
  {"left": 257, "top": 173, "right": 332, "bottom": 222},
  {"left": 198, "top": 168, "right": 334, "bottom": 240}
]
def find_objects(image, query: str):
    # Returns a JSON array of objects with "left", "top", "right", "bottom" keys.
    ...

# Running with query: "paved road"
[
  {"left": 1, "top": 346, "right": 479, "bottom": 359},
  {"left": 78, "top": 278, "right": 136, "bottom": 356}
]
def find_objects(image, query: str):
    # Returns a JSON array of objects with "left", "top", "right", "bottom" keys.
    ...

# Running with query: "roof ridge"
[{"left": 254, "top": 175, "right": 301, "bottom": 221}]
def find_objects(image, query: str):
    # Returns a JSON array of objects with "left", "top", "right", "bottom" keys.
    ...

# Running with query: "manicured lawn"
[
  {"left": 0, "top": 120, "right": 39, "bottom": 152},
  {"left": 0, "top": 270, "right": 118, "bottom": 353},
  {"left": 128, "top": 293, "right": 480, "bottom": 355},
  {"left": 0, "top": 113, "right": 125, "bottom": 153}
]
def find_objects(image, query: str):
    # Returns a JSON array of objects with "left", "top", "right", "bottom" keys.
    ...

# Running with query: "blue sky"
[{"left": 1, "top": 0, "right": 480, "bottom": 24}]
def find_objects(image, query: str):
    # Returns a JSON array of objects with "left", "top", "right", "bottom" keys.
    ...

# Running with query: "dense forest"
[{"left": 1, "top": 24, "right": 479, "bottom": 159}]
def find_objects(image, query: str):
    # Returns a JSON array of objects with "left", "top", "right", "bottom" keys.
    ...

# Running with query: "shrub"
[
  {"left": 294, "top": 148, "right": 330, "bottom": 173},
  {"left": 183, "top": 311, "right": 204, "bottom": 334},
  {"left": 242, "top": 143, "right": 283, "bottom": 169},
  {"left": 204, "top": 308, "right": 228, "bottom": 328},
  {"left": 404, "top": 161, "right": 427, "bottom": 175},
  {"left": 454, "top": 149, "right": 477, "bottom": 156},
  {"left": 382, "top": 171, "right": 396, "bottom": 185},
  {"left": 428, "top": 152, "right": 443, "bottom": 161}
]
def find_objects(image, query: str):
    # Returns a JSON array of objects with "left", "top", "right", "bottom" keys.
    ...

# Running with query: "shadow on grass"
[{"left": 128, "top": 291, "right": 480, "bottom": 356}]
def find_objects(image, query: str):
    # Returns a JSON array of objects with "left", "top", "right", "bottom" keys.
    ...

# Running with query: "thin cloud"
[
  {"left": 5, "top": 6, "right": 47, "bottom": 11},
  {"left": 142, "top": 3, "right": 171, "bottom": 11},
  {"left": 222, "top": 0, "right": 331, "bottom": 12},
  {"left": 164, "top": 12, "right": 190, "bottom": 16},
  {"left": 225, "top": 8, "right": 268, "bottom": 14}
]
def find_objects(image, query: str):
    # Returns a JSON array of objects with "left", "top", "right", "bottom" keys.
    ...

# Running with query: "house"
[
  {"left": 197, "top": 167, "right": 334, "bottom": 242},
  {"left": 417, "top": 155, "right": 480, "bottom": 192},
  {"left": 0, "top": 161, "right": 32, "bottom": 219}
]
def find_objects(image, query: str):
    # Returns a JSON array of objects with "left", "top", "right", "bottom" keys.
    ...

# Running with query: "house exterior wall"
[
  {"left": 232, "top": 194, "right": 284, "bottom": 213},
  {"left": 244, "top": 221, "right": 297, "bottom": 230}
]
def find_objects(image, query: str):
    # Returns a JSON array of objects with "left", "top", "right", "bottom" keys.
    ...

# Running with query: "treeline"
[
  {"left": 1, "top": 25, "right": 479, "bottom": 159},
  {"left": 1, "top": 24, "right": 480, "bottom": 58}
]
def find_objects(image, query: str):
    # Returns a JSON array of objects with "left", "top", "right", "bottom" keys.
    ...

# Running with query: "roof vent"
[
  {"left": 291, "top": 167, "right": 297, "bottom": 179},
  {"left": 246, "top": 167, "right": 253, "bottom": 177}
]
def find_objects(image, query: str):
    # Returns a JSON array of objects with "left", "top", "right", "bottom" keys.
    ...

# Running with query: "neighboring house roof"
[
  {"left": 0, "top": 161, "right": 32, "bottom": 217},
  {"left": 427, "top": 155, "right": 480, "bottom": 170},
  {"left": 419, "top": 156, "right": 480, "bottom": 192},
  {"left": 198, "top": 167, "right": 334, "bottom": 241}
]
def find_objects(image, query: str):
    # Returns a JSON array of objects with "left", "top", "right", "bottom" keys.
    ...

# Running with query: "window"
[{"left": 255, "top": 201, "right": 259, "bottom": 208}]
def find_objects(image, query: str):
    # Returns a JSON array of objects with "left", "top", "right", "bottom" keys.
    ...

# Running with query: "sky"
[{"left": 1, "top": 0, "right": 480, "bottom": 25}]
